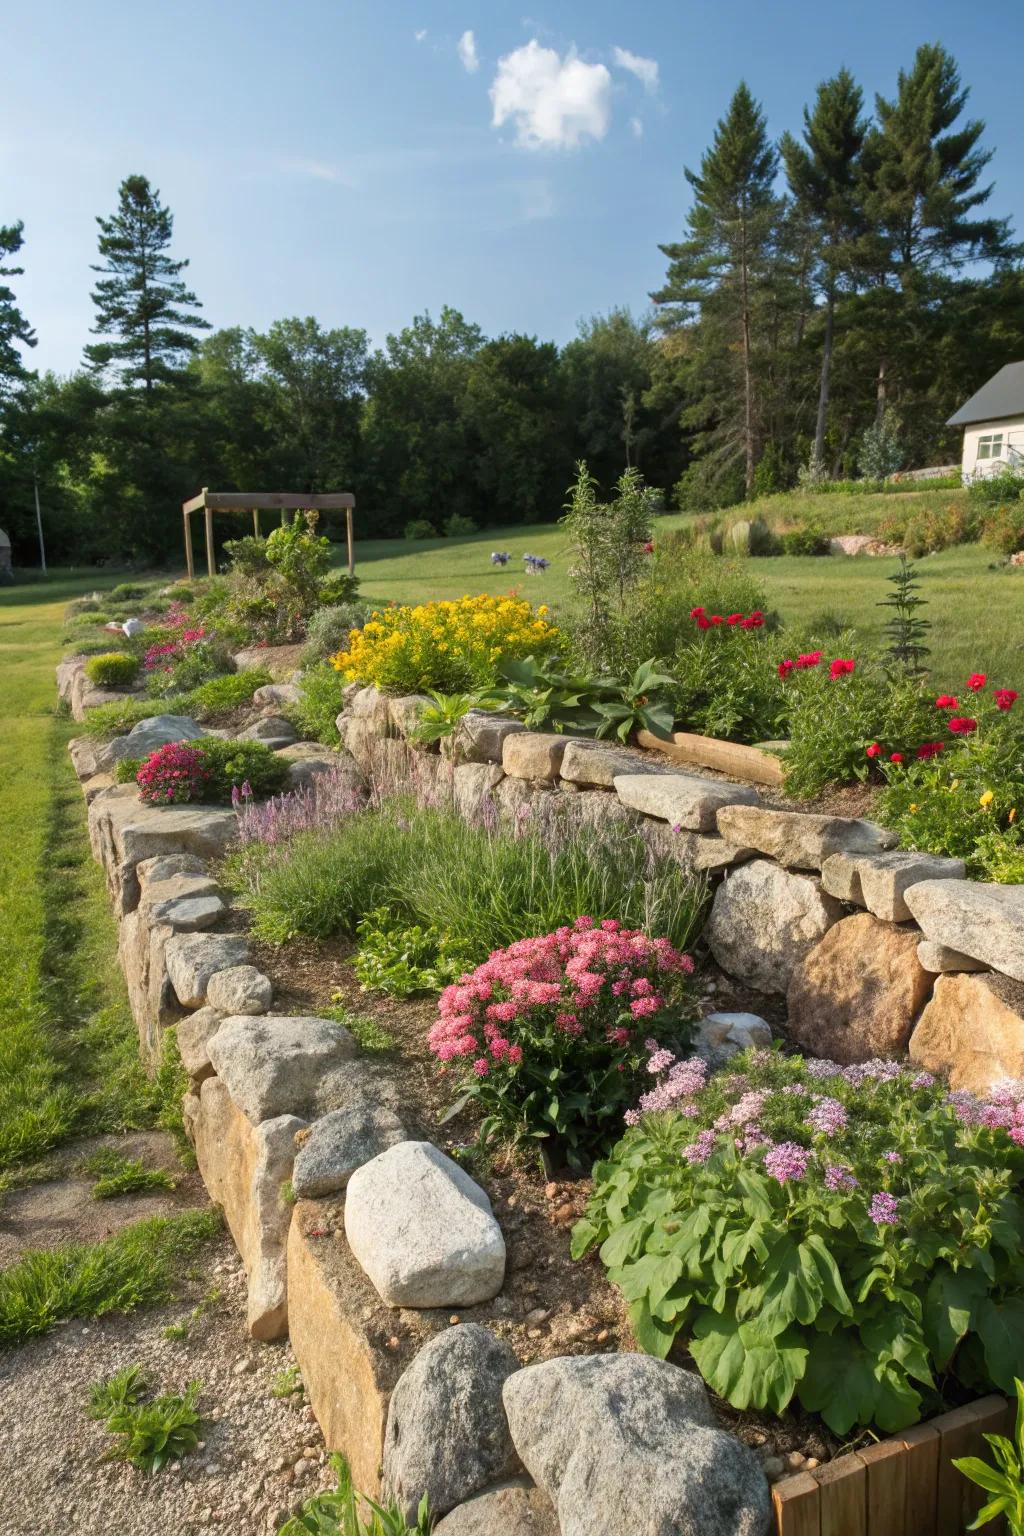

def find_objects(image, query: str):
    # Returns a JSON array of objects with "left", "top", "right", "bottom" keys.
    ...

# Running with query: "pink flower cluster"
[
  {"left": 428, "top": 918, "right": 694, "bottom": 1077},
  {"left": 142, "top": 607, "right": 207, "bottom": 673},
  {"left": 625, "top": 1051, "right": 707, "bottom": 1123},
  {"left": 136, "top": 741, "right": 211, "bottom": 805},
  {"left": 950, "top": 1080, "right": 1024, "bottom": 1145}
]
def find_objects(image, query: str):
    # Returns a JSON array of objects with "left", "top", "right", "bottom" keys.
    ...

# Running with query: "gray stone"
[
  {"left": 559, "top": 740, "right": 667, "bottom": 790},
  {"left": 141, "top": 874, "right": 220, "bottom": 923},
  {"left": 206, "top": 965, "right": 273, "bottom": 1015},
  {"left": 502, "top": 1354, "right": 770, "bottom": 1536},
  {"left": 292, "top": 1103, "right": 408, "bottom": 1197},
  {"left": 165, "top": 932, "right": 251, "bottom": 1009},
  {"left": 904, "top": 879, "right": 1024, "bottom": 982},
  {"left": 252, "top": 682, "right": 302, "bottom": 707},
  {"left": 705, "top": 859, "right": 843, "bottom": 994},
  {"left": 452, "top": 762, "right": 504, "bottom": 823},
  {"left": 206, "top": 1014, "right": 358, "bottom": 1124},
  {"left": 614, "top": 772, "right": 759, "bottom": 832},
  {"left": 68, "top": 735, "right": 103, "bottom": 781},
  {"left": 433, "top": 1480, "right": 558, "bottom": 1536},
  {"left": 93, "top": 714, "right": 205, "bottom": 774},
  {"left": 502, "top": 733, "right": 569, "bottom": 782},
  {"left": 347, "top": 685, "right": 394, "bottom": 733},
  {"left": 175, "top": 1005, "right": 223, "bottom": 1083},
  {"left": 240, "top": 714, "right": 297, "bottom": 746},
  {"left": 821, "top": 848, "right": 967, "bottom": 922},
  {"left": 157, "top": 894, "right": 226, "bottom": 932},
  {"left": 694, "top": 1011, "right": 772, "bottom": 1067},
  {"left": 387, "top": 694, "right": 431, "bottom": 739},
  {"left": 137, "top": 853, "right": 210, "bottom": 887},
  {"left": 448, "top": 711, "right": 526, "bottom": 765},
  {"left": 716, "top": 805, "right": 896, "bottom": 872},
  {"left": 344, "top": 1142, "right": 506, "bottom": 1308},
  {"left": 917, "top": 940, "right": 988, "bottom": 974},
  {"left": 382, "top": 1325, "right": 522, "bottom": 1521},
  {"left": 643, "top": 821, "right": 755, "bottom": 874},
  {"left": 88, "top": 789, "right": 237, "bottom": 915}
]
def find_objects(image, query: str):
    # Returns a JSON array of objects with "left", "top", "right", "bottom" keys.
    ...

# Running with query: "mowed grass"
[
  {"left": 0, "top": 573, "right": 163, "bottom": 1175},
  {"left": 344, "top": 501, "right": 1022, "bottom": 688}
]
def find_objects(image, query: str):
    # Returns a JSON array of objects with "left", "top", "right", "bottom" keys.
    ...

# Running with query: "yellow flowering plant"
[{"left": 332, "top": 594, "right": 560, "bottom": 694}]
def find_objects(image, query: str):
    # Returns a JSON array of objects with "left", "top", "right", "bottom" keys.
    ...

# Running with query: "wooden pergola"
[{"left": 181, "top": 489, "right": 356, "bottom": 580}]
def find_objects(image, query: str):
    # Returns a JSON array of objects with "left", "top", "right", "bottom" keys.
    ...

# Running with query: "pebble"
[
  {"left": 233, "top": 1357, "right": 254, "bottom": 1376},
  {"left": 525, "top": 1307, "right": 550, "bottom": 1325},
  {"left": 293, "top": 1459, "right": 309, "bottom": 1479},
  {"left": 785, "top": 1451, "right": 807, "bottom": 1470},
  {"left": 804, "top": 1457, "right": 820, "bottom": 1470}
]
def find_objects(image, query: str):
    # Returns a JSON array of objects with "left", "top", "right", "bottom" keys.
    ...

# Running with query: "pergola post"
[
  {"left": 346, "top": 505, "right": 354, "bottom": 577},
  {"left": 183, "top": 507, "right": 195, "bottom": 580},
  {"left": 204, "top": 504, "right": 216, "bottom": 577},
  {"left": 253, "top": 507, "right": 261, "bottom": 537}
]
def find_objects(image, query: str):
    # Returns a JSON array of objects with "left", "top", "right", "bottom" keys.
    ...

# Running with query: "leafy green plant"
[
  {"left": 560, "top": 462, "right": 653, "bottom": 668},
  {"left": 85, "top": 652, "right": 140, "bottom": 688},
  {"left": 403, "top": 518, "right": 436, "bottom": 540},
  {"left": 82, "top": 1146, "right": 176, "bottom": 1200},
  {"left": 353, "top": 906, "right": 478, "bottom": 996},
  {"left": 293, "top": 659, "right": 347, "bottom": 745},
  {"left": 146, "top": 636, "right": 234, "bottom": 698},
  {"left": 857, "top": 407, "right": 904, "bottom": 480},
  {"left": 497, "top": 656, "right": 609, "bottom": 733},
  {"left": 670, "top": 624, "right": 786, "bottom": 744},
  {"left": 592, "top": 659, "right": 676, "bottom": 743},
  {"left": 953, "top": 1380, "right": 1024, "bottom": 1533},
  {"left": 271, "top": 1364, "right": 305, "bottom": 1399},
  {"left": 409, "top": 689, "right": 502, "bottom": 745},
  {"left": 968, "top": 465, "right": 1024, "bottom": 508},
  {"left": 781, "top": 524, "right": 830, "bottom": 556},
  {"left": 280, "top": 1453, "right": 431, "bottom": 1535},
  {"left": 576, "top": 1048, "right": 1024, "bottom": 1434},
  {"left": 325, "top": 1000, "right": 396, "bottom": 1054},
  {"left": 879, "top": 555, "right": 930, "bottom": 673},
  {"left": 102, "top": 1379, "right": 203, "bottom": 1473},
  {"left": 87, "top": 1364, "right": 149, "bottom": 1420}
]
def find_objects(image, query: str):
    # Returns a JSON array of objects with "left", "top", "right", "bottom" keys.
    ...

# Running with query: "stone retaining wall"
[{"left": 63, "top": 668, "right": 1024, "bottom": 1533}]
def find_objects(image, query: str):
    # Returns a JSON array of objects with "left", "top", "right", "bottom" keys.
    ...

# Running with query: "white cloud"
[
  {"left": 490, "top": 40, "right": 611, "bottom": 151},
  {"left": 274, "top": 156, "right": 350, "bottom": 185},
  {"left": 630, "top": 116, "right": 644, "bottom": 139},
  {"left": 611, "top": 46, "right": 659, "bottom": 93},
  {"left": 458, "top": 29, "right": 479, "bottom": 73},
  {"left": 414, "top": 28, "right": 427, "bottom": 42}
]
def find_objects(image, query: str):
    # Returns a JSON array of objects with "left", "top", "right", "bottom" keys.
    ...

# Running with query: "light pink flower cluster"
[
  {"left": 627, "top": 1052, "right": 708, "bottom": 1122},
  {"left": 428, "top": 917, "right": 693, "bottom": 1075},
  {"left": 957, "top": 1080, "right": 1024, "bottom": 1145}
]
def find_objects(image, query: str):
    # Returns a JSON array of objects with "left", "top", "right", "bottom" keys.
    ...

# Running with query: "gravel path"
[{"left": 0, "top": 1236, "right": 336, "bottom": 1535}]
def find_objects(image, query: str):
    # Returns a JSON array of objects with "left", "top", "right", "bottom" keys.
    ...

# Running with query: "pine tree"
[
  {"left": 654, "top": 83, "right": 780, "bottom": 499},
  {"left": 0, "top": 221, "right": 37, "bottom": 398},
  {"left": 781, "top": 70, "right": 868, "bottom": 467},
  {"left": 85, "top": 175, "right": 209, "bottom": 392}
]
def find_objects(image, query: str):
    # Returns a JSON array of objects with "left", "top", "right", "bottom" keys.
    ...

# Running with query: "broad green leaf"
[
  {"left": 599, "top": 1217, "right": 650, "bottom": 1270},
  {"left": 629, "top": 1297, "right": 677, "bottom": 1359},
  {"left": 690, "top": 1311, "right": 807, "bottom": 1414},
  {"left": 860, "top": 1313, "right": 934, "bottom": 1387},
  {"left": 802, "top": 1232, "right": 853, "bottom": 1318},
  {"left": 737, "top": 1240, "right": 823, "bottom": 1337},
  {"left": 975, "top": 1297, "right": 1024, "bottom": 1393},
  {"left": 924, "top": 1267, "right": 989, "bottom": 1368},
  {"left": 873, "top": 1362, "right": 923, "bottom": 1433},
  {"left": 799, "top": 1331, "right": 880, "bottom": 1435}
]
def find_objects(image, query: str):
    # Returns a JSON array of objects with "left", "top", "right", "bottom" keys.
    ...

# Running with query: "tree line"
[{"left": 1, "top": 41, "right": 1022, "bottom": 566}]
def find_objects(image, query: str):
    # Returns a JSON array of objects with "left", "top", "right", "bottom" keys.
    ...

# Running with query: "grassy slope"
[
  {"left": 0, "top": 575, "right": 160, "bottom": 1174},
  {"left": 346, "top": 495, "right": 1021, "bottom": 687}
]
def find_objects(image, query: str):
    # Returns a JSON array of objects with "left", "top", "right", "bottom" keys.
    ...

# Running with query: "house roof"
[{"left": 947, "top": 362, "right": 1024, "bottom": 427}]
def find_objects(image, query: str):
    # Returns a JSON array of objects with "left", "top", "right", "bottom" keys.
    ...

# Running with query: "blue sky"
[{"left": 5, "top": 0, "right": 1023, "bottom": 377}]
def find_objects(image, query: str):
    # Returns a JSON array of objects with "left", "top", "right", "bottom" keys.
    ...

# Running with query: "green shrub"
[
  {"left": 982, "top": 502, "right": 1024, "bottom": 556},
  {"left": 202, "top": 512, "right": 360, "bottom": 645},
  {"left": 671, "top": 627, "right": 787, "bottom": 743},
  {"left": 85, "top": 652, "right": 140, "bottom": 688},
  {"left": 146, "top": 637, "right": 234, "bottom": 698},
  {"left": 135, "top": 737, "right": 290, "bottom": 806},
  {"left": 109, "top": 582, "right": 151, "bottom": 602},
  {"left": 403, "top": 519, "right": 436, "bottom": 540},
  {"left": 781, "top": 652, "right": 934, "bottom": 799},
  {"left": 185, "top": 668, "right": 272, "bottom": 720},
  {"left": 883, "top": 501, "right": 981, "bottom": 557},
  {"left": 781, "top": 524, "right": 831, "bottom": 557},
  {"left": 575, "top": 1047, "right": 1024, "bottom": 1434},
  {"left": 968, "top": 467, "right": 1024, "bottom": 507},
  {"left": 293, "top": 660, "right": 346, "bottom": 744},
  {"left": 443, "top": 513, "right": 478, "bottom": 537},
  {"left": 302, "top": 603, "right": 370, "bottom": 666}
]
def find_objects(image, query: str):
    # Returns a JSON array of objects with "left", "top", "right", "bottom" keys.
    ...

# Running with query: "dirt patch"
[{"left": 642, "top": 741, "right": 881, "bottom": 820}]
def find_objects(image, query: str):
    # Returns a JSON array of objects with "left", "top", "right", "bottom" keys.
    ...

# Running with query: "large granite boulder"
[
  {"left": 88, "top": 787, "right": 237, "bottom": 915},
  {"left": 909, "top": 972, "right": 1024, "bottom": 1093},
  {"left": 502, "top": 1354, "right": 770, "bottom": 1536},
  {"left": 93, "top": 714, "right": 205, "bottom": 774},
  {"left": 559, "top": 740, "right": 667, "bottom": 790},
  {"left": 382, "top": 1325, "right": 522, "bottom": 1522},
  {"left": 447, "top": 711, "right": 526, "bottom": 765},
  {"left": 787, "top": 913, "right": 932, "bottom": 1061},
  {"left": 206, "top": 1014, "right": 358, "bottom": 1124},
  {"left": 903, "top": 880, "right": 1024, "bottom": 982},
  {"left": 206, "top": 964, "right": 273, "bottom": 1015},
  {"left": 716, "top": 805, "right": 895, "bottom": 872},
  {"left": 434, "top": 1481, "right": 559, "bottom": 1535},
  {"left": 344, "top": 1142, "right": 506, "bottom": 1308},
  {"left": 705, "top": 859, "right": 843, "bottom": 994}
]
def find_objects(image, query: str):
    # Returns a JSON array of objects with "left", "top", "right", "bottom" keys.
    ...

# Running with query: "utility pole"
[{"left": 33, "top": 469, "right": 47, "bottom": 574}]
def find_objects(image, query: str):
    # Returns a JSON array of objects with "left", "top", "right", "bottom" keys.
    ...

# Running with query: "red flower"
[
  {"left": 916, "top": 741, "right": 945, "bottom": 759},
  {"left": 709, "top": 615, "right": 724, "bottom": 625},
  {"left": 889, "top": 752, "right": 904, "bottom": 763},
  {"left": 935, "top": 695, "right": 958, "bottom": 710},
  {"left": 865, "top": 742, "right": 882, "bottom": 759},
  {"left": 829, "top": 658, "right": 855, "bottom": 679},
  {"left": 643, "top": 541, "right": 654, "bottom": 553},
  {"left": 695, "top": 615, "right": 712, "bottom": 630},
  {"left": 740, "top": 612, "right": 765, "bottom": 629},
  {"left": 967, "top": 673, "right": 987, "bottom": 692},
  {"left": 948, "top": 717, "right": 978, "bottom": 735},
  {"left": 690, "top": 607, "right": 705, "bottom": 619},
  {"left": 778, "top": 660, "right": 794, "bottom": 678},
  {"left": 795, "top": 651, "right": 822, "bottom": 669},
  {"left": 995, "top": 689, "right": 1018, "bottom": 711},
  {"left": 726, "top": 613, "right": 743, "bottom": 625}
]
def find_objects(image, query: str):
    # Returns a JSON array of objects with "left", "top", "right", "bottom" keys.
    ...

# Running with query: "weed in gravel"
[
  {"left": 0, "top": 1208, "right": 221, "bottom": 1344},
  {"left": 161, "top": 1285, "right": 222, "bottom": 1342},
  {"left": 86, "top": 1363, "right": 149, "bottom": 1419},
  {"left": 101, "top": 1378, "right": 204, "bottom": 1473},
  {"left": 271, "top": 1364, "right": 304, "bottom": 1400},
  {"left": 279, "top": 1453, "right": 431, "bottom": 1535},
  {"left": 82, "top": 1147, "right": 176, "bottom": 1200}
]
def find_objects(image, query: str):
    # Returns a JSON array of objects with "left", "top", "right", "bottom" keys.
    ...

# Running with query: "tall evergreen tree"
[
  {"left": 781, "top": 69, "right": 868, "bottom": 465},
  {"left": 654, "top": 83, "right": 780, "bottom": 498},
  {"left": 85, "top": 175, "right": 208, "bottom": 392},
  {"left": 0, "top": 221, "right": 37, "bottom": 399}
]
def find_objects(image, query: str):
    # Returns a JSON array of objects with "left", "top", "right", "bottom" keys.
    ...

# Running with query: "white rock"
[
  {"left": 614, "top": 773, "right": 759, "bottom": 832},
  {"left": 207, "top": 965, "right": 274, "bottom": 1015},
  {"left": 344, "top": 1142, "right": 506, "bottom": 1308}
]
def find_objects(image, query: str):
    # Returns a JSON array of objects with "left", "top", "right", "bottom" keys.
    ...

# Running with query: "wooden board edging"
[{"left": 635, "top": 728, "right": 787, "bottom": 786}]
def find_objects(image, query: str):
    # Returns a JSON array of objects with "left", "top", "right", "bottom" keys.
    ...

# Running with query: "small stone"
[
  {"left": 291, "top": 1102, "right": 408, "bottom": 1198},
  {"left": 917, "top": 940, "right": 988, "bottom": 974},
  {"left": 207, "top": 965, "right": 274, "bottom": 1016},
  {"left": 804, "top": 1457, "right": 819, "bottom": 1470},
  {"left": 785, "top": 1451, "right": 806, "bottom": 1470},
  {"left": 502, "top": 733, "right": 568, "bottom": 782},
  {"left": 543, "top": 1183, "right": 558, "bottom": 1200},
  {"left": 762, "top": 1457, "right": 785, "bottom": 1480}
]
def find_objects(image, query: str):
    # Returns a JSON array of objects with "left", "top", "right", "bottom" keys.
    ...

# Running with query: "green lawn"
[
  {"left": 346, "top": 515, "right": 1021, "bottom": 688},
  {"left": 0, "top": 573, "right": 163, "bottom": 1176}
]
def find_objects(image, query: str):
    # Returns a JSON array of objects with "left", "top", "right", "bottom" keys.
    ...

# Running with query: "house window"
[{"left": 977, "top": 433, "right": 1004, "bottom": 461}]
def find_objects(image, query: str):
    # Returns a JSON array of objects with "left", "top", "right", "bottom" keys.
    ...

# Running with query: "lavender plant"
[{"left": 574, "top": 1048, "right": 1024, "bottom": 1434}]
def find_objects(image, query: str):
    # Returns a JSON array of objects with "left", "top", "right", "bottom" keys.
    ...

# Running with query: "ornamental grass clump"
[
  {"left": 332, "top": 594, "right": 559, "bottom": 693},
  {"left": 575, "top": 1048, "right": 1024, "bottom": 1435},
  {"left": 428, "top": 917, "right": 696, "bottom": 1165}
]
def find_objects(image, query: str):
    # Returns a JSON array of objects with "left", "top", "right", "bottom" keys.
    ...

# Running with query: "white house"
[{"left": 947, "top": 361, "right": 1024, "bottom": 481}]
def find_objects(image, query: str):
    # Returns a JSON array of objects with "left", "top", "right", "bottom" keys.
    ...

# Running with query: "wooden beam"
[
  {"left": 182, "top": 488, "right": 209, "bottom": 514},
  {"left": 253, "top": 507, "right": 261, "bottom": 537},
  {"left": 346, "top": 505, "right": 355, "bottom": 577},
  {"left": 197, "top": 492, "right": 355, "bottom": 512},
  {"left": 204, "top": 504, "right": 215, "bottom": 578},
  {"left": 183, "top": 506, "right": 195, "bottom": 580}
]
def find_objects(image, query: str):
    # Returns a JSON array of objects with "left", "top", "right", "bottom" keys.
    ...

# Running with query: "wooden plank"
[
  {"left": 814, "top": 1451, "right": 866, "bottom": 1536},
  {"left": 182, "top": 507, "right": 195, "bottom": 581},
  {"left": 635, "top": 728, "right": 786, "bottom": 786},
  {"left": 897, "top": 1423, "right": 940, "bottom": 1536},
  {"left": 860, "top": 1440, "right": 907, "bottom": 1536},
  {"left": 772, "top": 1471, "right": 820, "bottom": 1536},
  {"left": 182, "top": 488, "right": 208, "bottom": 514},
  {"left": 204, "top": 505, "right": 215, "bottom": 578},
  {"left": 199, "top": 491, "right": 355, "bottom": 511},
  {"left": 934, "top": 1398, "right": 1009, "bottom": 1536}
]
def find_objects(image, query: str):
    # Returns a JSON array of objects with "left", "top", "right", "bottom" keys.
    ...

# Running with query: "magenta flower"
[
  {"left": 763, "top": 1141, "right": 810, "bottom": 1185},
  {"left": 869, "top": 1191, "right": 900, "bottom": 1226}
]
